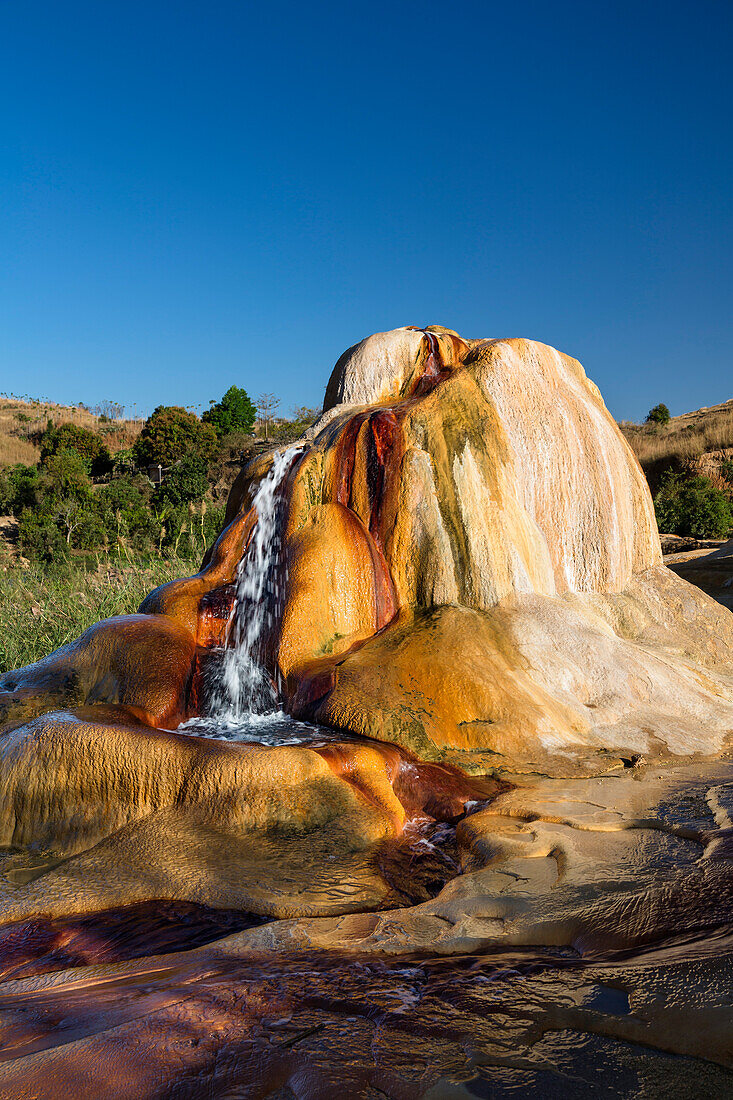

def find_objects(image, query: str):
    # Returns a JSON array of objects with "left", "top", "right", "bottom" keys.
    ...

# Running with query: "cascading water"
[
  {"left": 181, "top": 441, "right": 355, "bottom": 746},
  {"left": 213, "top": 444, "right": 302, "bottom": 721},
  {"left": 181, "top": 444, "right": 330, "bottom": 745}
]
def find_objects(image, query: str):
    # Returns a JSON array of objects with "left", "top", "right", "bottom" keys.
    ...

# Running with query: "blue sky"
[{"left": 1, "top": 0, "right": 730, "bottom": 421}]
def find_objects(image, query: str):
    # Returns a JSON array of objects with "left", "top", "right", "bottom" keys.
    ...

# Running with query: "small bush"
[
  {"left": 99, "top": 476, "right": 158, "bottom": 550},
  {"left": 0, "top": 464, "right": 40, "bottom": 515},
  {"left": 654, "top": 471, "right": 733, "bottom": 539},
  {"left": 719, "top": 459, "right": 733, "bottom": 487},
  {"left": 153, "top": 454, "right": 209, "bottom": 510}
]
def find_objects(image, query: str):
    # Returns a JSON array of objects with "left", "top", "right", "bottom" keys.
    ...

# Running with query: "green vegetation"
[
  {"left": 40, "top": 420, "right": 113, "bottom": 475},
  {"left": 261, "top": 405, "right": 319, "bottom": 444},
  {"left": 202, "top": 386, "right": 256, "bottom": 438},
  {"left": 0, "top": 401, "right": 234, "bottom": 563},
  {"left": 0, "top": 384, "right": 325, "bottom": 673},
  {"left": 0, "top": 557, "right": 198, "bottom": 671},
  {"left": 653, "top": 471, "right": 733, "bottom": 539},
  {"left": 622, "top": 401, "right": 733, "bottom": 539},
  {"left": 645, "top": 403, "right": 671, "bottom": 427},
  {"left": 0, "top": 386, "right": 321, "bottom": 570},
  {"left": 132, "top": 405, "right": 218, "bottom": 468}
]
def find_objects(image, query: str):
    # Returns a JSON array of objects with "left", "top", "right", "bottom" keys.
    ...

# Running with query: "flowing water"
[{"left": 203, "top": 444, "right": 303, "bottom": 732}]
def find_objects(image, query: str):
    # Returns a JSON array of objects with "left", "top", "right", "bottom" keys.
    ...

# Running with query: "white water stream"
[
  {"left": 215, "top": 444, "right": 302, "bottom": 720},
  {"left": 180, "top": 443, "right": 359, "bottom": 746}
]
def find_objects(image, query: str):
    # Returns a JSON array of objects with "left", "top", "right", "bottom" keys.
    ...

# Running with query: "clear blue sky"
[{"left": 1, "top": 0, "right": 730, "bottom": 421}]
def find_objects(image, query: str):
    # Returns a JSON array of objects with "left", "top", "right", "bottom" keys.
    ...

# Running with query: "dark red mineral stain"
[{"left": 0, "top": 901, "right": 268, "bottom": 982}]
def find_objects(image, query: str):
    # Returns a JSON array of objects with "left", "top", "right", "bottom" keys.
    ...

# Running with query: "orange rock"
[{"left": 278, "top": 502, "right": 390, "bottom": 678}]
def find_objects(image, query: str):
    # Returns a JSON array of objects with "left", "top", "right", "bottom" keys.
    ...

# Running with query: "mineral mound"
[
  {"left": 1, "top": 328, "right": 733, "bottom": 902},
  {"left": 2, "top": 328, "right": 733, "bottom": 1096}
]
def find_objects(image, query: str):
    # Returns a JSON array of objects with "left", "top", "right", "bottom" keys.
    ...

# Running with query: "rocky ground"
[
  {"left": 1, "top": 757, "right": 732, "bottom": 1097},
  {"left": 664, "top": 537, "right": 733, "bottom": 611}
]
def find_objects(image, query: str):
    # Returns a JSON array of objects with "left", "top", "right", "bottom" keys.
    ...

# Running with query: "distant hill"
[
  {"left": 0, "top": 398, "right": 142, "bottom": 467},
  {"left": 620, "top": 398, "right": 733, "bottom": 491}
]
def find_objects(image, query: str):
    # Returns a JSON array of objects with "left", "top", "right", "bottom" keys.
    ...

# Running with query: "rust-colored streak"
[
  {"left": 328, "top": 409, "right": 400, "bottom": 633},
  {"left": 392, "top": 758, "right": 501, "bottom": 819},
  {"left": 410, "top": 330, "right": 454, "bottom": 397},
  {"left": 334, "top": 412, "right": 367, "bottom": 507},
  {"left": 311, "top": 738, "right": 501, "bottom": 831},
  {"left": 197, "top": 584, "right": 237, "bottom": 649},
  {"left": 286, "top": 660, "right": 337, "bottom": 715},
  {"left": 366, "top": 410, "right": 398, "bottom": 545},
  {"left": 364, "top": 412, "right": 400, "bottom": 627}
]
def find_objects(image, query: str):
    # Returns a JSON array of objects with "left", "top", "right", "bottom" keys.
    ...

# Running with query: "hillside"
[
  {"left": 620, "top": 398, "right": 733, "bottom": 491},
  {"left": 0, "top": 397, "right": 142, "bottom": 467}
]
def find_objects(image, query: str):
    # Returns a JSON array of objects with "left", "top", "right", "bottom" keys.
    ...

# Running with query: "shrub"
[
  {"left": 646, "top": 403, "right": 671, "bottom": 427},
  {"left": 99, "top": 477, "right": 158, "bottom": 550},
  {"left": 654, "top": 471, "right": 733, "bottom": 538},
  {"left": 719, "top": 458, "right": 733, "bottom": 487},
  {"left": 40, "top": 421, "right": 112, "bottom": 475},
  {"left": 157, "top": 500, "right": 225, "bottom": 558},
  {"left": 0, "top": 464, "right": 40, "bottom": 515},
  {"left": 41, "top": 449, "right": 95, "bottom": 501},
  {"left": 152, "top": 453, "right": 209, "bottom": 510},
  {"left": 202, "top": 386, "right": 256, "bottom": 438},
  {"left": 133, "top": 406, "right": 218, "bottom": 468}
]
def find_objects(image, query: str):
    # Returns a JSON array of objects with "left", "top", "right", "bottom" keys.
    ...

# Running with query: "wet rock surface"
[{"left": 1, "top": 761, "right": 733, "bottom": 1097}]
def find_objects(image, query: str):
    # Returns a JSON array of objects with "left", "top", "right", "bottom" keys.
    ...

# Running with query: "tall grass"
[
  {"left": 621, "top": 407, "right": 733, "bottom": 469},
  {"left": 0, "top": 556, "right": 199, "bottom": 673},
  {"left": 0, "top": 434, "right": 40, "bottom": 466}
]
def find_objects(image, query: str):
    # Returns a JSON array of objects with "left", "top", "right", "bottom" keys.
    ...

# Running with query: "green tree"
[
  {"left": 15, "top": 451, "right": 105, "bottom": 559},
  {"left": 646, "top": 403, "right": 671, "bottom": 427},
  {"left": 202, "top": 386, "right": 256, "bottom": 438},
  {"left": 40, "top": 421, "right": 112, "bottom": 475},
  {"left": 654, "top": 471, "right": 732, "bottom": 538},
  {"left": 41, "top": 449, "right": 96, "bottom": 499},
  {"left": 132, "top": 406, "right": 218, "bottom": 468},
  {"left": 152, "top": 454, "right": 209, "bottom": 510}
]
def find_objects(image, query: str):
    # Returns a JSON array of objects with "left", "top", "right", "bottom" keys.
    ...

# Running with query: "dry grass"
[
  {"left": 620, "top": 400, "right": 733, "bottom": 486},
  {"left": 0, "top": 397, "right": 142, "bottom": 465},
  {"left": 0, "top": 433, "right": 41, "bottom": 466}
]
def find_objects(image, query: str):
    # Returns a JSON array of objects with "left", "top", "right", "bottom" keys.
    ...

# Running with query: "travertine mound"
[
  {"left": 257, "top": 328, "right": 733, "bottom": 767},
  {"left": 1, "top": 326, "right": 732, "bottom": 774}
]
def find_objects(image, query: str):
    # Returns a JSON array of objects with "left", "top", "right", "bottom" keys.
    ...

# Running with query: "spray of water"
[{"left": 212, "top": 445, "right": 302, "bottom": 721}]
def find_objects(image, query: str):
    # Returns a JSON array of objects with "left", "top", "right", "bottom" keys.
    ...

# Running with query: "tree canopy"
[
  {"left": 132, "top": 406, "right": 218, "bottom": 467},
  {"left": 40, "top": 421, "right": 112, "bottom": 475},
  {"left": 202, "top": 386, "right": 256, "bottom": 438},
  {"left": 646, "top": 403, "right": 671, "bottom": 427}
]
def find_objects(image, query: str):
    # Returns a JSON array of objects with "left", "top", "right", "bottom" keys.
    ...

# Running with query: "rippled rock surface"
[{"left": 0, "top": 326, "right": 732, "bottom": 1096}]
